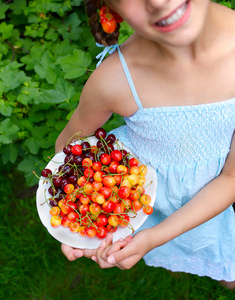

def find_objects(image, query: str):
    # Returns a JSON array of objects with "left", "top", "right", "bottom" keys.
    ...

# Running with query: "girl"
[{"left": 56, "top": 0, "right": 235, "bottom": 289}]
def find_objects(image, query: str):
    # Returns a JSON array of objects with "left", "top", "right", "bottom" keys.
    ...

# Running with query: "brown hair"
[{"left": 85, "top": 0, "right": 120, "bottom": 46}]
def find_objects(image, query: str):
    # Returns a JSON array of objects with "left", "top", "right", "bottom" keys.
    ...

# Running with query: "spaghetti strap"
[{"left": 117, "top": 46, "right": 143, "bottom": 110}]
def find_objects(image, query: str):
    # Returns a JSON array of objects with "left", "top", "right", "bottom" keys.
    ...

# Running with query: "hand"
[
  {"left": 61, "top": 243, "right": 97, "bottom": 261},
  {"left": 95, "top": 229, "right": 153, "bottom": 270},
  {"left": 60, "top": 233, "right": 115, "bottom": 261},
  {"left": 93, "top": 234, "right": 133, "bottom": 269}
]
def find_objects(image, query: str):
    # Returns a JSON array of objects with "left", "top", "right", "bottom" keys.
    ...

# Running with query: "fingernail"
[
  {"left": 107, "top": 255, "right": 115, "bottom": 264},
  {"left": 75, "top": 252, "right": 82, "bottom": 258}
]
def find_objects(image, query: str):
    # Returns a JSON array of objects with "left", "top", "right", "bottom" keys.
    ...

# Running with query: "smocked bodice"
[{"left": 123, "top": 99, "right": 235, "bottom": 167}]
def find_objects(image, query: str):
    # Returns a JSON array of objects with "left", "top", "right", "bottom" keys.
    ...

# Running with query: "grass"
[{"left": 0, "top": 169, "right": 234, "bottom": 300}]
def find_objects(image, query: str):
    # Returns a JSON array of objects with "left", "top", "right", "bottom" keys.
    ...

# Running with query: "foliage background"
[
  {"left": 0, "top": 0, "right": 133, "bottom": 186},
  {"left": 0, "top": 0, "right": 234, "bottom": 299}
]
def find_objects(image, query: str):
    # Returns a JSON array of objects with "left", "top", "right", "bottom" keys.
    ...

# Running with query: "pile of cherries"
[{"left": 40, "top": 128, "right": 153, "bottom": 240}]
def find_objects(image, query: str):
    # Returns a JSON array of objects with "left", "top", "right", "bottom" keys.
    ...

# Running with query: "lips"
[
  {"left": 156, "top": 1, "right": 188, "bottom": 27},
  {"left": 153, "top": 1, "right": 191, "bottom": 33}
]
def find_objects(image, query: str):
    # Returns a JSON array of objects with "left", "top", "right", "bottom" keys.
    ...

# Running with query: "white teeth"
[{"left": 157, "top": 2, "right": 187, "bottom": 27}]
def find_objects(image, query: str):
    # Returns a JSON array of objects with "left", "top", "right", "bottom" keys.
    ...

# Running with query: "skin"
[{"left": 57, "top": 0, "right": 235, "bottom": 288}]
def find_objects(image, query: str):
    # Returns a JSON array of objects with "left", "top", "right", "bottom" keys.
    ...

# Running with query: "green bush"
[
  {"left": 0, "top": 0, "right": 233, "bottom": 187},
  {"left": 0, "top": 0, "right": 133, "bottom": 187}
]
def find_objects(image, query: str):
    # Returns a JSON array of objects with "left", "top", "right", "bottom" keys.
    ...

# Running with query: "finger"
[
  {"left": 105, "top": 240, "right": 129, "bottom": 257},
  {"left": 106, "top": 242, "right": 135, "bottom": 265},
  {"left": 82, "top": 248, "right": 97, "bottom": 259},
  {"left": 104, "top": 232, "right": 113, "bottom": 246},
  {"left": 96, "top": 240, "right": 129, "bottom": 270},
  {"left": 124, "top": 235, "right": 133, "bottom": 242},
  {"left": 61, "top": 244, "right": 83, "bottom": 261},
  {"left": 91, "top": 255, "right": 97, "bottom": 263},
  {"left": 96, "top": 241, "right": 114, "bottom": 268}
]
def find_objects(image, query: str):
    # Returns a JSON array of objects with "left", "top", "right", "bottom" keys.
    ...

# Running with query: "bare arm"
[
  {"left": 55, "top": 73, "right": 113, "bottom": 152},
  {"left": 151, "top": 132, "right": 235, "bottom": 247},
  {"left": 55, "top": 50, "right": 138, "bottom": 153}
]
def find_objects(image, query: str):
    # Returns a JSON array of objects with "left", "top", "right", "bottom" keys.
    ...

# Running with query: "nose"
[{"left": 146, "top": 0, "right": 170, "bottom": 12}]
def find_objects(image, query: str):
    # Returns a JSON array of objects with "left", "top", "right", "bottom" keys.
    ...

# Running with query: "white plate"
[{"left": 36, "top": 136, "right": 157, "bottom": 249}]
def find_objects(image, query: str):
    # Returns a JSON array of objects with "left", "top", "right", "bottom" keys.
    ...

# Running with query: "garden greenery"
[
  {"left": 0, "top": 0, "right": 233, "bottom": 187},
  {"left": 0, "top": 0, "right": 133, "bottom": 186}
]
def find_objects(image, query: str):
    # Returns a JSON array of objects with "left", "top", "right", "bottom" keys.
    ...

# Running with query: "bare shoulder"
[
  {"left": 215, "top": 3, "right": 235, "bottom": 44},
  {"left": 82, "top": 47, "right": 139, "bottom": 117}
]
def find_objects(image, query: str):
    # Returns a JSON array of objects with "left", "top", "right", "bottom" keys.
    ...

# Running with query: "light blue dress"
[{"left": 97, "top": 45, "right": 235, "bottom": 281}]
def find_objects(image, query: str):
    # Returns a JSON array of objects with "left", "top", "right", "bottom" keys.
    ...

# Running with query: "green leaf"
[
  {"left": 34, "top": 51, "right": 60, "bottom": 84},
  {"left": 0, "top": 118, "right": 19, "bottom": 144},
  {"left": 45, "top": 27, "right": 59, "bottom": 42},
  {"left": 19, "top": 119, "right": 34, "bottom": 132},
  {"left": 9, "top": 0, "right": 27, "bottom": 15},
  {"left": 1, "top": 143, "right": 18, "bottom": 164},
  {"left": 25, "top": 23, "right": 47, "bottom": 38},
  {"left": 0, "top": 2, "right": 9, "bottom": 19},
  {"left": 0, "top": 43, "right": 9, "bottom": 55},
  {"left": 18, "top": 155, "right": 45, "bottom": 186},
  {"left": 103, "top": 114, "right": 126, "bottom": 132},
  {"left": 45, "top": 66, "right": 61, "bottom": 84},
  {"left": 0, "top": 22, "right": 14, "bottom": 40},
  {"left": 20, "top": 45, "right": 46, "bottom": 71},
  {"left": 35, "top": 78, "right": 74, "bottom": 104},
  {"left": 64, "top": 12, "right": 81, "bottom": 28},
  {"left": 56, "top": 49, "right": 92, "bottom": 79},
  {"left": 24, "top": 137, "right": 40, "bottom": 154},
  {"left": 0, "top": 65, "right": 28, "bottom": 93},
  {"left": 219, "top": 1, "right": 232, "bottom": 8},
  {"left": 24, "top": 126, "right": 53, "bottom": 154},
  {"left": 0, "top": 99, "right": 12, "bottom": 116},
  {"left": 53, "top": 39, "right": 77, "bottom": 58},
  {"left": 71, "top": 0, "right": 83, "bottom": 5},
  {"left": 17, "top": 86, "right": 40, "bottom": 105}
]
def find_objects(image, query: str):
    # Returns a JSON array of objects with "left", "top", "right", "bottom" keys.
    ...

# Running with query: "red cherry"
[
  {"left": 52, "top": 176, "right": 63, "bottom": 188},
  {"left": 81, "top": 141, "right": 91, "bottom": 153},
  {"left": 96, "top": 226, "right": 108, "bottom": 239},
  {"left": 96, "top": 214, "right": 108, "bottom": 227},
  {"left": 105, "top": 134, "right": 116, "bottom": 144},
  {"left": 100, "top": 153, "right": 111, "bottom": 165},
  {"left": 101, "top": 19, "right": 117, "bottom": 34},
  {"left": 111, "top": 150, "right": 122, "bottom": 162},
  {"left": 86, "top": 152, "right": 96, "bottom": 162},
  {"left": 118, "top": 186, "right": 131, "bottom": 199},
  {"left": 85, "top": 226, "right": 97, "bottom": 238},
  {"left": 111, "top": 10, "right": 123, "bottom": 23},
  {"left": 118, "top": 214, "right": 130, "bottom": 227},
  {"left": 64, "top": 154, "right": 75, "bottom": 164},
  {"left": 102, "top": 200, "right": 115, "bottom": 213},
  {"left": 63, "top": 144, "right": 72, "bottom": 155},
  {"left": 74, "top": 154, "right": 86, "bottom": 165},
  {"left": 48, "top": 186, "right": 58, "bottom": 196},
  {"left": 106, "top": 224, "right": 118, "bottom": 233},
  {"left": 95, "top": 128, "right": 107, "bottom": 140},
  {"left": 109, "top": 160, "right": 119, "bottom": 173},
  {"left": 71, "top": 144, "right": 82, "bottom": 156},
  {"left": 143, "top": 205, "right": 154, "bottom": 215},
  {"left": 129, "top": 157, "right": 139, "bottom": 167},
  {"left": 41, "top": 168, "right": 52, "bottom": 178}
]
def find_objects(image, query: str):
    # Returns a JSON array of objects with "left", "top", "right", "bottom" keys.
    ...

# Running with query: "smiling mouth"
[{"left": 156, "top": 1, "right": 189, "bottom": 27}]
